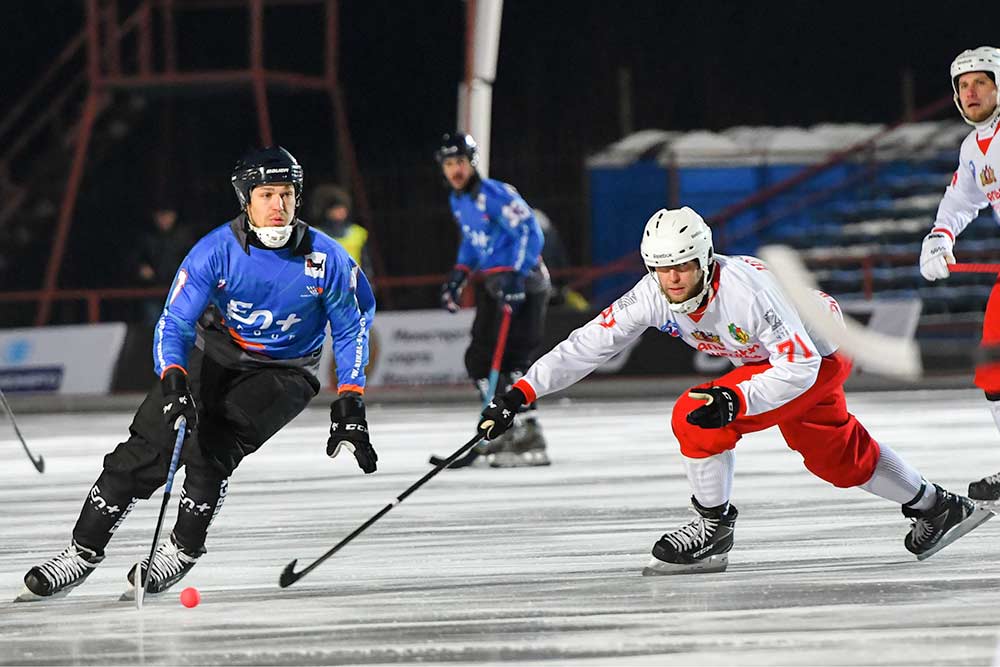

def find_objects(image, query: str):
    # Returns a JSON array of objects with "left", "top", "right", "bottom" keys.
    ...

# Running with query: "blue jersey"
[
  {"left": 153, "top": 216, "right": 375, "bottom": 394},
  {"left": 449, "top": 177, "right": 543, "bottom": 276}
]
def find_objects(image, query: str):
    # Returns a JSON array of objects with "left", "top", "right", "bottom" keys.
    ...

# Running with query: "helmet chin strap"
[
  {"left": 974, "top": 100, "right": 1000, "bottom": 130},
  {"left": 247, "top": 210, "right": 294, "bottom": 248},
  {"left": 956, "top": 91, "right": 1000, "bottom": 128}
]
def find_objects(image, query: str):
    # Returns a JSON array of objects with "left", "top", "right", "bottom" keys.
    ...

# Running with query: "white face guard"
[
  {"left": 639, "top": 207, "right": 714, "bottom": 315},
  {"left": 248, "top": 221, "right": 294, "bottom": 248},
  {"left": 950, "top": 46, "right": 1000, "bottom": 128}
]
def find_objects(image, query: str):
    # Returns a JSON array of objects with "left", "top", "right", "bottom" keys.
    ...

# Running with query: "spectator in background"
[
  {"left": 310, "top": 184, "right": 374, "bottom": 279},
  {"left": 136, "top": 206, "right": 193, "bottom": 325}
]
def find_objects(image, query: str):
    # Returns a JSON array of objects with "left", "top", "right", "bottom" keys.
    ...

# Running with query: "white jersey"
[
  {"left": 521, "top": 254, "right": 841, "bottom": 417},
  {"left": 931, "top": 115, "right": 1000, "bottom": 240}
]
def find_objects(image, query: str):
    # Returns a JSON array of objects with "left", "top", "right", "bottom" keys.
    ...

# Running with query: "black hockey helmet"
[
  {"left": 434, "top": 133, "right": 479, "bottom": 167},
  {"left": 230, "top": 146, "right": 304, "bottom": 209}
]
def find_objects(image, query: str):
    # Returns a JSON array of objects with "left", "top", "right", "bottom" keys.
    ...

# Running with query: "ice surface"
[{"left": 1, "top": 390, "right": 998, "bottom": 665}]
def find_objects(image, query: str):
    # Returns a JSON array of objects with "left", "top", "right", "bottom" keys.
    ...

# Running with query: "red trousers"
[
  {"left": 671, "top": 354, "right": 880, "bottom": 488},
  {"left": 975, "top": 280, "right": 1000, "bottom": 393}
]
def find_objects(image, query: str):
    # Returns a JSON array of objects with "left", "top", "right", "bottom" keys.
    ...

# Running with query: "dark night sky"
[{"left": 2, "top": 1, "right": 996, "bottom": 294}]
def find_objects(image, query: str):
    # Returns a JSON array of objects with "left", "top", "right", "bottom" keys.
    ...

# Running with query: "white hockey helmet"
[
  {"left": 950, "top": 46, "right": 1000, "bottom": 127},
  {"left": 640, "top": 207, "right": 714, "bottom": 314}
]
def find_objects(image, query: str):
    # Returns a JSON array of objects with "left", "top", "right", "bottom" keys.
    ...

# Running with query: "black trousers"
[
  {"left": 464, "top": 281, "right": 548, "bottom": 380},
  {"left": 73, "top": 351, "right": 318, "bottom": 553}
]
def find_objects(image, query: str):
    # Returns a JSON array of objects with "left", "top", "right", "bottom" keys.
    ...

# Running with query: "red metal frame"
[{"left": 15, "top": 0, "right": 375, "bottom": 325}]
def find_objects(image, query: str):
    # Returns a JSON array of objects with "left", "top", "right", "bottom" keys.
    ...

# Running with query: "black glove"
[
  {"left": 440, "top": 267, "right": 469, "bottom": 313},
  {"left": 685, "top": 386, "right": 740, "bottom": 429},
  {"left": 161, "top": 368, "right": 197, "bottom": 436},
  {"left": 498, "top": 272, "right": 526, "bottom": 310},
  {"left": 477, "top": 387, "right": 525, "bottom": 439},
  {"left": 328, "top": 394, "right": 378, "bottom": 473}
]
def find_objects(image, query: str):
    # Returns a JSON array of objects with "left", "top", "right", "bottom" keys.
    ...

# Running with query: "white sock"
[
  {"left": 858, "top": 444, "right": 936, "bottom": 510},
  {"left": 683, "top": 449, "right": 735, "bottom": 508}
]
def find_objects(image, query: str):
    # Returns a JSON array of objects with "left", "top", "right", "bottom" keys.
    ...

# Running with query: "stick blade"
[
  {"left": 758, "top": 245, "right": 922, "bottom": 381},
  {"left": 279, "top": 560, "right": 300, "bottom": 588}
]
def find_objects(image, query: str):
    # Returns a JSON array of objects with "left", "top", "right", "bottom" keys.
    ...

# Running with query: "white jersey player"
[
  {"left": 479, "top": 207, "right": 991, "bottom": 574},
  {"left": 919, "top": 46, "right": 1000, "bottom": 502}
]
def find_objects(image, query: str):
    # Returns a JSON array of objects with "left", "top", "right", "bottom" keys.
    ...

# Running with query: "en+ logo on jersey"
[{"left": 226, "top": 300, "right": 301, "bottom": 339}]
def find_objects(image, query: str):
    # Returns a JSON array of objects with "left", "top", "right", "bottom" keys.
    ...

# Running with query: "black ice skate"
[
  {"left": 643, "top": 497, "right": 738, "bottom": 576},
  {"left": 489, "top": 417, "right": 551, "bottom": 468},
  {"left": 16, "top": 541, "right": 105, "bottom": 602},
  {"left": 968, "top": 472, "right": 1000, "bottom": 505},
  {"left": 902, "top": 484, "right": 994, "bottom": 561},
  {"left": 121, "top": 533, "right": 204, "bottom": 600}
]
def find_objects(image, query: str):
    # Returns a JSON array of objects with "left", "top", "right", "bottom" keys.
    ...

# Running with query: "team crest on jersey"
[
  {"left": 304, "top": 252, "right": 327, "bottom": 278},
  {"left": 660, "top": 321, "right": 681, "bottom": 337},
  {"left": 981, "top": 165, "right": 996, "bottom": 187},
  {"left": 728, "top": 323, "right": 750, "bottom": 345},
  {"left": 691, "top": 330, "right": 720, "bottom": 343}
]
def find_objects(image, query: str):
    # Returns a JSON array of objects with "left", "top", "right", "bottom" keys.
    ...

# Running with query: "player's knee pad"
[
  {"left": 197, "top": 417, "right": 262, "bottom": 478},
  {"left": 464, "top": 345, "right": 492, "bottom": 380},
  {"left": 101, "top": 439, "right": 170, "bottom": 499}
]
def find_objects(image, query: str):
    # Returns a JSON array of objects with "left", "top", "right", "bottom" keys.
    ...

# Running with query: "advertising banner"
[
  {"left": 0, "top": 323, "right": 127, "bottom": 394},
  {"left": 318, "top": 310, "right": 475, "bottom": 390}
]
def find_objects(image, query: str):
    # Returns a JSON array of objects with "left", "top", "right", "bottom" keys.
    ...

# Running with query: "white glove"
[{"left": 919, "top": 230, "right": 955, "bottom": 281}]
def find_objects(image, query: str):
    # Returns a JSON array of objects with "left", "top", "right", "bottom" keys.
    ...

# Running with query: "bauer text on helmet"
[
  {"left": 640, "top": 207, "right": 715, "bottom": 315},
  {"left": 950, "top": 47, "right": 1000, "bottom": 127}
]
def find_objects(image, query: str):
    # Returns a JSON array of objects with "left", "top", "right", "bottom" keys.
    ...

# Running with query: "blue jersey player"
[
  {"left": 18, "top": 146, "right": 378, "bottom": 602},
  {"left": 436, "top": 133, "right": 551, "bottom": 468}
]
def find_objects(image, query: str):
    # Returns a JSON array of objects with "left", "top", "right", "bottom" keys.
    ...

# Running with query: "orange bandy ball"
[{"left": 179, "top": 587, "right": 201, "bottom": 608}]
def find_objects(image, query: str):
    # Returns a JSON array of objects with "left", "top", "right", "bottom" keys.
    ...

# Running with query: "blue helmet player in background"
[
  {"left": 436, "top": 132, "right": 552, "bottom": 467},
  {"left": 18, "top": 146, "right": 377, "bottom": 602}
]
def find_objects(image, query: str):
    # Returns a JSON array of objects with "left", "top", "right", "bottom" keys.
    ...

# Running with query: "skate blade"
[
  {"left": 916, "top": 507, "right": 995, "bottom": 561},
  {"left": 119, "top": 582, "right": 158, "bottom": 602},
  {"left": 488, "top": 451, "right": 551, "bottom": 468},
  {"left": 642, "top": 553, "right": 728, "bottom": 576},
  {"left": 120, "top": 587, "right": 160, "bottom": 602},
  {"left": 13, "top": 586, "right": 71, "bottom": 603}
]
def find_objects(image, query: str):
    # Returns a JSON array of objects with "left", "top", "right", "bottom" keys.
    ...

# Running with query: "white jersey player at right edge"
[
  {"left": 478, "top": 207, "right": 992, "bottom": 575},
  {"left": 919, "top": 46, "right": 1000, "bottom": 504}
]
